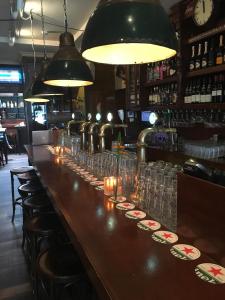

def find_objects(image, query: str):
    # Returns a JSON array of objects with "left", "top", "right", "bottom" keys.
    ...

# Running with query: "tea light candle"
[{"left": 104, "top": 176, "right": 122, "bottom": 196}]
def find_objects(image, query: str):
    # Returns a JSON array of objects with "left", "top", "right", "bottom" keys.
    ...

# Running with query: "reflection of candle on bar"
[
  {"left": 55, "top": 146, "right": 60, "bottom": 155},
  {"left": 104, "top": 176, "right": 122, "bottom": 196}
]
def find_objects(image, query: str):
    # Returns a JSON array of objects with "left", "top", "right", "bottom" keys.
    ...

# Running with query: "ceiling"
[{"left": 0, "top": 0, "right": 179, "bottom": 65}]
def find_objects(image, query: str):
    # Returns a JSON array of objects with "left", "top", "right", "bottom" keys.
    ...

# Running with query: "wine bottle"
[
  {"left": 211, "top": 75, "right": 218, "bottom": 103},
  {"left": 200, "top": 77, "right": 207, "bottom": 103},
  {"left": 189, "top": 45, "right": 195, "bottom": 71},
  {"left": 216, "top": 74, "right": 224, "bottom": 103},
  {"left": 201, "top": 41, "right": 208, "bottom": 68},
  {"left": 195, "top": 43, "right": 202, "bottom": 70},
  {"left": 206, "top": 77, "right": 212, "bottom": 103},
  {"left": 216, "top": 34, "right": 223, "bottom": 65},
  {"left": 208, "top": 38, "right": 215, "bottom": 67}
]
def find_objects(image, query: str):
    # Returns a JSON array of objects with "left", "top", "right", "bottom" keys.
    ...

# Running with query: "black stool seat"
[
  {"left": 38, "top": 244, "right": 85, "bottom": 284},
  {"left": 25, "top": 214, "right": 61, "bottom": 237},
  {"left": 17, "top": 172, "right": 38, "bottom": 182},
  {"left": 18, "top": 181, "right": 43, "bottom": 194},
  {"left": 23, "top": 194, "right": 52, "bottom": 211},
  {"left": 10, "top": 166, "right": 34, "bottom": 175}
]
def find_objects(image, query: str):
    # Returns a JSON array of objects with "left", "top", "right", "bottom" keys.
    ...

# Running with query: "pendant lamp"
[
  {"left": 32, "top": 0, "right": 64, "bottom": 97},
  {"left": 81, "top": 0, "right": 177, "bottom": 65},
  {"left": 44, "top": 0, "right": 94, "bottom": 87}
]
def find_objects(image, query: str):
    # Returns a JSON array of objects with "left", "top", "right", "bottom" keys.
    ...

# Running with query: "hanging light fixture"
[
  {"left": 43, "top": 0, "right": 94, "bottom": 87},
  {"left": 81, "top": 0, "right": 177, "bottom": 65},
  {"left": 32, "top": 0, "right": 64, "bottom": 97},
  {"left": 24, "top": 11, "right": 50, "bottom": 103}
]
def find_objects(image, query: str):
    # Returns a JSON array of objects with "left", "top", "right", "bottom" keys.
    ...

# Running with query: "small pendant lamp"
[
  {"left": 81, "top": 0, "right": 177, "bottom": 65},
  {"left": 44, "top": 0, "right": 94, "bottom": 87}
]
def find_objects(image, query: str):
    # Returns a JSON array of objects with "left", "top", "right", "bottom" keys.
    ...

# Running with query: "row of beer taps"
[{"left": 67, "top": 120, "right": 177, "bottom": 163}]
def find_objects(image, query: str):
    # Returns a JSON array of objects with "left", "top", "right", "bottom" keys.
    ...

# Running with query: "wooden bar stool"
[
  {"left": 37, "top": 244, "right": 87, "bottom": 300},
  {"left": 18, "top": 181, "right": 44, "bottom": 199},
  {"left": 10, "top": 166, "right": 35, "bottom": 222},
  {"left": 23, "top": 193, "right": 53, "bottom": 218},
  {"left": 24, "top": 213, "right": 62, "bottom": 298},
  {"left": 17, "top": 172, "right": 39, "bottom": 185}
]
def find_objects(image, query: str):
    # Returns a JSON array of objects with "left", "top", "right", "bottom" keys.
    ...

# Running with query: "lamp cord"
[
  {"left": 40, "top": 0, "right": 47, "bottom": 60},
  {"left": 63, "top": 0, "right": 68, "bottom": 32},
  {"left": 30, "top": 10, "right": 36, "bottom": 78}
]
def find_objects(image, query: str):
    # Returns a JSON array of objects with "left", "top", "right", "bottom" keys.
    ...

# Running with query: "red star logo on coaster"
[
  {"left": 182, "top": 247, "right": 194, "bottom": 255},
  {"left": 124, "top": 204, "right": 130, "bottom": 207},
  {"left": 208, "top": 267, "right": 224, "bottom": 277},
  {"left": 134, "top": 212, "right": 141, "bottom": 216},
  {"left": 163, "top": 233, "right": 172, "bottom": 239},
  {"left": 148, "top": 221, "right": 156, "bottom": 227}
]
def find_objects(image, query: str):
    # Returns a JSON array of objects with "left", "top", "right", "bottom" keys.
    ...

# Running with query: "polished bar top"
[{"left": 26, "top": 145, "right": 225, "bottom": 300}]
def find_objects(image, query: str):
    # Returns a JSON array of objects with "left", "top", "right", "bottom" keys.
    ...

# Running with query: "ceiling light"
[
  {"left": 81, "top": 0, "right": 177, "bottom": 65},
  {"left": 43, "top": 0, "right": 94, "bottom": 87}
]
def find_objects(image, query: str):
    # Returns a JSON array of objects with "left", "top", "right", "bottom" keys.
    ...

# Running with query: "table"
[{"left": 25, "top": 145, "right": 225, "bottom": 300}]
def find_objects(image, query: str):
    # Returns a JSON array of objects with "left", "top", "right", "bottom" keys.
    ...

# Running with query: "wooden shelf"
[
  {"left": 143, "top": 104, "right": 179, "bottom": 110},
  {"left": 187, "top": 22, "right": 225, "bottom": 45},
  {"left": 187, "top": 64, "right": 225, "bottom": 78},
  {"left": 182, "top": 103, "right": 225, "bottom": 110},
  {"left": 144, "top": 76, "right": 177, "bottom": 87}
]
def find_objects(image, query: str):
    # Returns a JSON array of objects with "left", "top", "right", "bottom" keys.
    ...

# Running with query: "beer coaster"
[
  {"left": 116, "top": 202, "right": 135, "bottom": 211},
  {"left": 109, "top": 196, "right": 126, "bottom": 203},
  {"left": 125, "top": 210, "right": 146, "bottom": 220},
  {"left": 137, "top": 220, "right": 161, "bottom": 231},
  {"left": 95, "top": 186, "right": 104, "bottom": 191},
  {"left": 195, "top": 263, "right": 225, "bottom": 285},
  {"left": 90, "top": 181, "right": 104, "bottom": 186},
  {"left": 85, "top": 176, "right": 96, "bottom": 182},
  {"left": 152, "top": 231, "right": 178, "bottom": 244},
  {"left": 170, "top": 244, "right": 201, "bottom": 261}
]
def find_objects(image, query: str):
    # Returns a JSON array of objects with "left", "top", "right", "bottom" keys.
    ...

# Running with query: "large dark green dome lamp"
[
  {"left": 81, "top": 0, "right": 177, "bottom": 65},
  {"left": 44, "top": 0, "right": 94, "bottom": 87}
]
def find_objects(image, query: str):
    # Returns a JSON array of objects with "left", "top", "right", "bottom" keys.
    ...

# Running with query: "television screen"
[
  {"left": 141, "top": 111, "right": 151, "bottom": 122},
  {"left": 0, "top": 67, "right": 23, "bottom": 84}
]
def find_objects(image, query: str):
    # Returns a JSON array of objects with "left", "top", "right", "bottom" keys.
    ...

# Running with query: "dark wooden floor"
[{"left": 0, "top": 154, "right": 33, "bottom": 300}]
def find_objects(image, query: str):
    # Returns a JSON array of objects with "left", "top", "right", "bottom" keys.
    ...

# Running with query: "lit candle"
[{"left": 104, "top": 176, "right": 122, "bottom": 196}]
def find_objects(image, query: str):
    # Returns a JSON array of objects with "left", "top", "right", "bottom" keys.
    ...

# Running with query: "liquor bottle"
[
  {"left": 201, "top": 41, "right": 208, "bottom": 68},
  {"left": 208, "top": 38, "right": 215, "bottom": 67},
  {"left": 191, "top": 80, "right": 196, "bottom": 103},
  {"left": 189, "top": 45, "right": 195, "bottom": 71},
  {"left": 200, "top": 77, "right": 207, "bottom": 103},
  {"left": 195, "top": 79, "right": 201, "bottom": 103},
  {"left": 184, "top": 83, "right": 189, "bottom": 104},
  {"left": 195, "top": 43, "right": 202, "bottom": 70},
  {"left": 162, "top": 60, "right": 168, "bottom": 79},
  {"left": 211, "top": 75, "right": 218, "bottom": 103},
  {"left": 172, "top": 83, "right": 178, "bottom": 104},
  {"left": 206, "top": 77, "right": 212, "bottom": 103},
  {"left": 216, "top": 34, "right": 224, "bottom": 65},
  {"left": 216, "top": 74, "right": 224, "bottom": 103}
]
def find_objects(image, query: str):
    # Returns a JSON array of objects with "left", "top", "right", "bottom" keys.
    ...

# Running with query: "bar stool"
[
  {"left": 24, "top": 213, "right": 62, "bottom": 297},
  {"left": 10, "top": 166, "right": 35, "bottom": 222},
  {"left": 17, "top": 172, "right": 39, "bottom": 185},
  {"left": 37, "top": 244, "right": 87, "bottom": 300},
  {"left": 23, "top": 193, "right": 53, "bottom": 218},
  {"left": 18, "top": 181, "right": 44, "bottom": 199}
]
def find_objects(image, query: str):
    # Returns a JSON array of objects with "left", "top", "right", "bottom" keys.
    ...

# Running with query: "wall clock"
[{"left": 193, "top": 0, "right": 214, "bottom": 26}]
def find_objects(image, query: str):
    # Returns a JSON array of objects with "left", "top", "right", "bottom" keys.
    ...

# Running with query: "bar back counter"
[{"left": 24, "top": 144, "right": 225, "bottom": 299}]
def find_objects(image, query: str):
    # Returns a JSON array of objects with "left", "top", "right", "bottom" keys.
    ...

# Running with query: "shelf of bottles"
[
  {"left": 0, "top": 94, "right": 25, "bottom": 120},
  {"left": 143, "top": 57, "right": 178, "bottom": 107},
  {"left": 187, "top": 33, "right": 225, "bottom": 76},
  {"left": 150, "top": 108, "right": 225, "bottom": 129}
]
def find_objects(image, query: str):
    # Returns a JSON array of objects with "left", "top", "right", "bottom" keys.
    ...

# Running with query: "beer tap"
[
  {"left": 80, "top": 121, "right": 91, "bottom": 150},
  {"left": 137, "top": 127, "right": 177, "bottom": 163},
  {"left": 88, "top": 122, "right": 100, "bottom": 154},
  {"left": 99, "top": 123, "right": 128, "bottom": 153}
]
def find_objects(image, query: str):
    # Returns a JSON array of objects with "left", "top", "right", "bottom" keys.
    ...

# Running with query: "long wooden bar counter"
[{"left": 25, "top": 145, "right": 225, "bottom": 300}]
